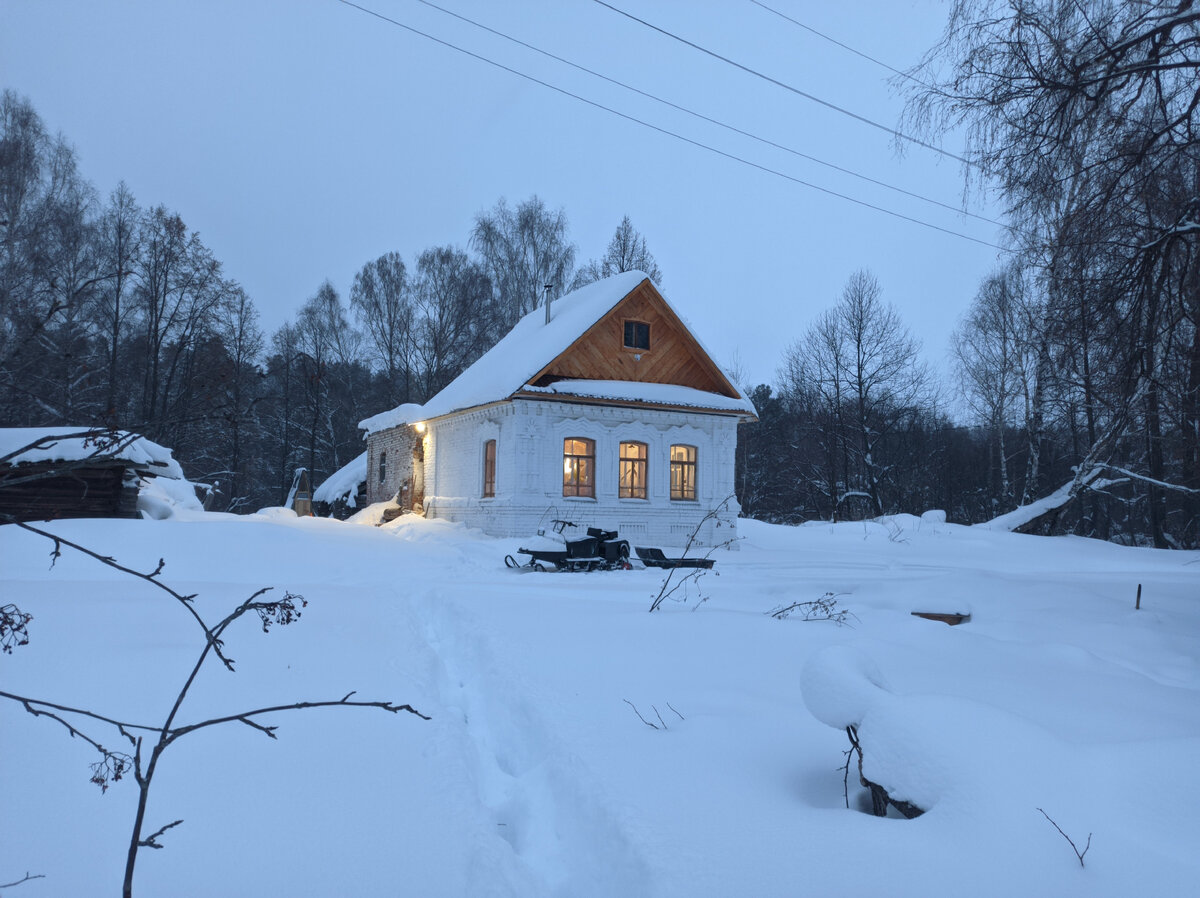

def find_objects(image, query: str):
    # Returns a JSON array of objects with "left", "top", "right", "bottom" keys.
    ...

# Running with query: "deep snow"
[{"left": 2, "top": 510, "right": 1197, "bottom": 896}]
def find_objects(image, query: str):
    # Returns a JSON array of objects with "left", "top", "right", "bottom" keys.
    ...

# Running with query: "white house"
[{"left": 359, "top": 271, "right": 757, "bottom": 547}]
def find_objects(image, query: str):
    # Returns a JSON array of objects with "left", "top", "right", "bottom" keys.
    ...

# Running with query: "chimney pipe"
[{"left": 544, "top": 283, "right": 555, "bottom": 324}]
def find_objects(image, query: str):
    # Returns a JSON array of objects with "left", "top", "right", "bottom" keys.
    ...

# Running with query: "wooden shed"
[{"left": 0, "top": 428, "right": 183, "bottom": 523}]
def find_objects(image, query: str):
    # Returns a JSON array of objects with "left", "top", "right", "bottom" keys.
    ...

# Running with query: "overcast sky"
[{"left": 1, "top": 0, "right": 1007, "bottom": 392}]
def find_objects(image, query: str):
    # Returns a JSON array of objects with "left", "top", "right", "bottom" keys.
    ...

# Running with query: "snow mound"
[
  {"left": 137, "top": 475, "right": 204, "bottom": 520},
  {"left": 252, "top": 506, "right": 299, "bottom": 520},
  {"left": 313, "top": 451, "right": 367, "bottom": 507},
  {"left": 801, "top": 644, "right": 893, "bottom": 729},
  {"left": 346, "top": 500, "right": 399, "bottom": 526}
]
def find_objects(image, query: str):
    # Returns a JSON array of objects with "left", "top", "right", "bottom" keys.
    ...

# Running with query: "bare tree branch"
[
  {"left": 623, "top": 699, "right": 660, "bottom": 730},
  {"left": 138, "top": 819, "right": 184, "bottom": 850},
  {"left": 0, "top": 871, "right": 47, "bottom": 890},
  {"left": 1037, "top": 807, "right": 1093, "bottom": 867}
]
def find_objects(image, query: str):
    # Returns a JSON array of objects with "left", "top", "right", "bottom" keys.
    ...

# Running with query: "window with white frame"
[
  {"left": 670, "top": 444, "right": 697, "bottom": 500},
  {"left": 563, "top": 437, "right": 595, "bottom": 497}
]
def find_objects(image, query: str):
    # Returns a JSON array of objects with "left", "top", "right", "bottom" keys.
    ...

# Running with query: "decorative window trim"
[
  {"left": 619, "top": 440, "right": 648, "bottom": 499},
  {"left": 670, "top": 444, "right": 697, "bottom": 501},
  {"left": 563, "top": 437, "right": 595, "bottom": 498},
  {"left": 482, "top": 439, "right": 496, "bottom": 498}
]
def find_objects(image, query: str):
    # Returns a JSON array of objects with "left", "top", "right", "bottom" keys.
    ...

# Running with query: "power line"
[
  {"left": 410, "top": 0, "right": 1007, "bottom": 230},
  {"left": 333, "top": 0, "right": 1005, "bottom": 250},
  {"left": 591, "top": 0, "right": 970, "bottom": 167},
  {"left": 748, "top": 0, "right": 928, "bottom": 87}
]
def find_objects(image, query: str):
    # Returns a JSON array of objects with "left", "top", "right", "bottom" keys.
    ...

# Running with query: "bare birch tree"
[{"left": 471, "top": 195, "right": 576, "bottom": 328}]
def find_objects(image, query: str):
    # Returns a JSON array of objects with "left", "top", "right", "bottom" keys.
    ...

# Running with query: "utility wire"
[
  {"left": 748, "top": 0, "right": 928, "bottom": 87},
  {"left": 411, "top": 0, "right": 1007, "bottom": 230},
  {"left": 333, "top": 0, "right": 1005, "bottom": 250},
  {"left": 591, "top": 0, "right": 970, "bottom": 166}
]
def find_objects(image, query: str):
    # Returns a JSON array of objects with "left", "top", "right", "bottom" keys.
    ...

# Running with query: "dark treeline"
[
  {"left": 736, "top": 269, "right": 1074, "bottom": 532},
  {"left": 907, "top": 0, "right": 1200, "bottom": 548},
  {"left": 5, "top": 0, "right": 1197, "bottom": 555},
  {"left": 0, "top": 87, "right": 659, "bottom": 511},
  {"left": 740, "top": 0, "right": 1199, "bottom": 548}
]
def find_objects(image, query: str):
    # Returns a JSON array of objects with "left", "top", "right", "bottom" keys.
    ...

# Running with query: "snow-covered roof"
[
  {"left": 313, "top": 451, "right": 367, "bottom": 506},
  {"left": 359, "top": 403, "right": 425, "bottom": 440},
  {"left": 0, "top": 427, "right": 185, "bottom": 478},
  {"left": 360, "top": 271, "right": 754, "bottom": 434},
  {"left": 520, "top": 380, "right": 755, "bottom": 414}
]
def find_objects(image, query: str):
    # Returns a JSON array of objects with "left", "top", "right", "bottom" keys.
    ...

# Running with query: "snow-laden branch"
[{"left": 1099, "top": 465, "right": 1200, "bottom": 495}]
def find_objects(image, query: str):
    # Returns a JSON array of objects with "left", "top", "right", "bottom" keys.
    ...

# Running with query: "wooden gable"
[{"left": 526, "top": 278, "right": 740, "bottom": 399}]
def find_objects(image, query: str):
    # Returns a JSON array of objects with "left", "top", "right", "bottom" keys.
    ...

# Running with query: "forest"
[{"left": 2, "top": 0, "right": 1197, "bottom": 549}]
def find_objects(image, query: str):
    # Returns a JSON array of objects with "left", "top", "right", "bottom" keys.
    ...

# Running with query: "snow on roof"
[
  {"left": 360, "top": 271, "right": 753, "bottom": 434},
  {"left": 359, "top": 403, "right": 425, "bottom": 440},
  {"left": 0, "top": 427, "right": 185, "bottom": 478},
  {"left": 521, "top": 380, "right": 755, "bottom": 414},
  {"left": 313, "top": 451, "right": 367, "bottom": 506}
]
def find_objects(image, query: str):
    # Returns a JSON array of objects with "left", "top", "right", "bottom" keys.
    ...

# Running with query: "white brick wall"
[{"left": 417, "top": 398, "right": 743, "bottom": 549}]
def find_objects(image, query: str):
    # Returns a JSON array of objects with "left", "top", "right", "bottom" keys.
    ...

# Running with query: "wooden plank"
[
  {"left": 910, "top": 611, "right": 971, "bottom": 626},
  {"left": 530, "top": 279, "right": 741, "bottom": 398},
  {"left": 0, "top": 463, "right": 144, "bottom": 521}
]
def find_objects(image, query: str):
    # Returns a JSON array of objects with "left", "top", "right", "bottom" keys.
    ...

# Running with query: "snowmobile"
[{"left": 504, "top": 519, "right": 631, "bottom": 572}]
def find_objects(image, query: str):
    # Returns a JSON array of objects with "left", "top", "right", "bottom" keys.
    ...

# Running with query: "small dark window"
[
  {"left": 482, "top": 440, "right": 496, "bottom": 498},
  {"left": 379, "top": 451, "right": 387, "bottom": 484},
  {"left": 623, "top": 320, "right": 650, "bottom": 350}
]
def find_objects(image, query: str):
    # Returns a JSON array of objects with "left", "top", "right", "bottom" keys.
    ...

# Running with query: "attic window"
[{"left": 623, "top": 320, "right": 650, "bottom": 351}]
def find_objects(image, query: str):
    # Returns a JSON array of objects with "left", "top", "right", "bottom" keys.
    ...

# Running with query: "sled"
[{"left": 633, "top": 546, "right": 715, "bottom": 570}]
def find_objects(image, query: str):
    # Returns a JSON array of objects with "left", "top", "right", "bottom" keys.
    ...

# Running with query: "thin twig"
[
  {"left": 1, "top": 690, "right": 160, "bottom": 736},
  {"left": 649, "top": 495, "right": 738, "bottom": 612},
  {"left": 138, "top": 819, "right": 184, "bottom": 849},
  {"left": 0, "top": 872, "right": 47, "bottom": 889},
  {"left": 1037, "top": 808, "right": 1092, "bottom": 867},
  {"left": 623, "top": 699, "right": 659, "bottom": 730},
  {"left": 165, "top": 697, "right": 431, "bottom": 745},
  {"left": 9, "top": 521, "right": 231, "bottom": 667},
  {"left": 842, "top": 725, "right": 862, "bottom": 809}
]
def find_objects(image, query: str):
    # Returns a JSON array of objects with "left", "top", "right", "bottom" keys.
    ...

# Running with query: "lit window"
[
  {"left": 670, "top": 444, "right": 696, "bottom": 500},
  {"left": 623, "top": 320, "right": 650, "bottom": 350},
  {"left": 619, "top": 441, "right": 648, "bottom": 499},
  {"left": 482, "top": 440, "right": 496, "bottom": 498},
  {"left": 379, "top": 451, "right": 387, "bottom": 484},
  {"left": 563, "top": 438, "right": 595, "bottom": 498}
]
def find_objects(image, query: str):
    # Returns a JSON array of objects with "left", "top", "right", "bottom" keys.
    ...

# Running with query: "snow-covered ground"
[{"left": 2, "top": 510, "right": 1197, "bottom": 896}]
